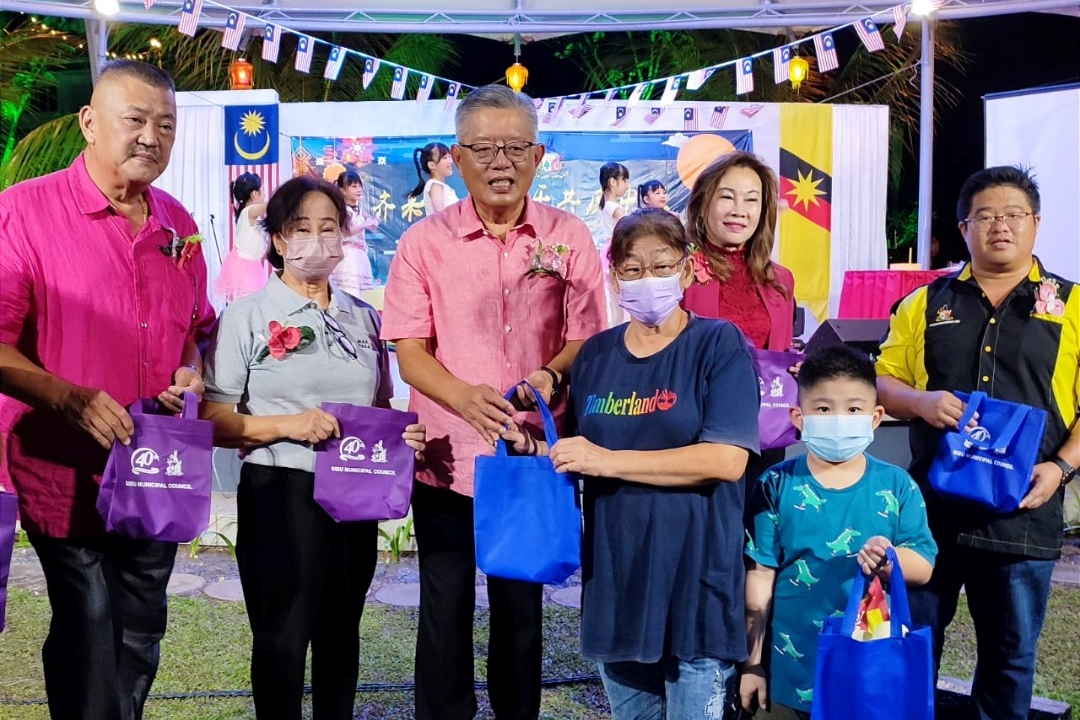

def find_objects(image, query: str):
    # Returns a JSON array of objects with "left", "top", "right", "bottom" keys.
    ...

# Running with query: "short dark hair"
[
  {"left": 262, "top": 176, "right": 348, "bottom": 269},
  {"left": 609, "top": 208, "right": 690, "bottom": 269},
  {"left": 637, "top": 179, "right": 666, "bottom": 208},
  {"left": 956, "top": 165, "right": 1040, "bottom": 222},
  {"left": 599, "top": 162, "right": 629, "bottom": 209},
  {"left": 97, "top": 59, "right": 175, "bottom": 92},
  {"left": 797, "top": 345, "right": 877, "bottom": 398},
  {"left": 336, "top": 169, "right": 362, "bottom": 189}
]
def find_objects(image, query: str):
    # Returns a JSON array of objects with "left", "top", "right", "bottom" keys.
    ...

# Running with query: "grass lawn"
[{"left": 0, "top": 585, "right": 1076, "bottom": 719}]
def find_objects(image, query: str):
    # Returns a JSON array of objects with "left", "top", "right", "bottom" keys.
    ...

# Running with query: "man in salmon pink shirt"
[
  {"left": 381, "top": 84, "right": 606, "bottom": 720},
  {"left": 0, "top": 61, "right": 214, "bottom": 720}
]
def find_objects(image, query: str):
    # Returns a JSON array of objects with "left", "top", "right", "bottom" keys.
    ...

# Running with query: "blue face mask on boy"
[{"left": 800, "top": 415, "right": 875, "bottom": 463}]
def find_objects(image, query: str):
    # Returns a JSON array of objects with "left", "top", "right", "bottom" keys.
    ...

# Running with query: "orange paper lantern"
[{"left": 229, "top": 57, "right": 254, "bottom": 90}]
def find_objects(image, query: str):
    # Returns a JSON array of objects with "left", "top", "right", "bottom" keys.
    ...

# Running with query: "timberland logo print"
[
  {"left": 582, "top": 389, "right": 677, "bottom": 416},
  {"left": 929, "top": 304, "right": 960, "bottom": 328}
]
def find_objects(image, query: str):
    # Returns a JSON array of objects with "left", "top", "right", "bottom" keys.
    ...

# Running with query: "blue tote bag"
[
  {"left": 928, "top": 391, "right": 1046, "bottom": 513},
  {"left": 474, "top": 383, "right": 581, "bottom": 585},
  {"left": 812, "top": 548, "right": 934, "bottom": 720}
]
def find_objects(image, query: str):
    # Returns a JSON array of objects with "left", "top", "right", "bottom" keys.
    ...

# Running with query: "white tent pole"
[
  {"left": 916, "top": 18, "right": 935, "bottom": 269},
  {"left": 86, "top": 19, "right": 109, "bottom": 85}
]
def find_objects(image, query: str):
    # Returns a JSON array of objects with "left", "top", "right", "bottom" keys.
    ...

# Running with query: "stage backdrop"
[{"left": 155, "top": 92, "right": 889, "bottom": 318}]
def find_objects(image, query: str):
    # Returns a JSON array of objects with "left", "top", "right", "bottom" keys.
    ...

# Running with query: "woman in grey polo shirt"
[{"left": 201, "top": 176, "right": 424, "bottom": 720}]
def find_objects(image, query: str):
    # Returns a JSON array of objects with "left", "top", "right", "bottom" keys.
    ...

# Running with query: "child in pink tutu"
[
  {"left": 216, "top": 172, "right": 270, "bottom": 302},
  {"left": 331, "top": 170, "right": 378, "bottom": 297}
]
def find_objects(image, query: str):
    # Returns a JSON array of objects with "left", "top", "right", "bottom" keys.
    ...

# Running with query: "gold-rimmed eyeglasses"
[
  {"left": 615, "top": 259, "right": 685, "bottom": 282},
  {"left": 962, "top": 212, "right": 1034, "bottom": 231},
  {"left": 457, "top": 141, "right": 537, "bottom": 165}
]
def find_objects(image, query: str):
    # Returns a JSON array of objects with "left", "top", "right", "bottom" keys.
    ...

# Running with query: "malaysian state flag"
[
  {"left": 710, "top": 105, "right": 729, "bottom": 129},
  {"left": 324, "top": 46, "right": 346, "bottom": 80},
  {"left": 736, "top": 57, "right": 754, "bottom": 95},
  {"left": 683, "top": 108, "right": 698, "bottom": 131},
  {"left": 855, "top": 18, "right": 886, "bottom": 52},
  {"left": 773, "top": 46, "right": 791, "bottom": 84},
  {"left": 390, "top": 67, "right": 408, "bottom": 99},
  {"left": 177, "top": 0, "right": 203, "bottom": 37},
  {"left": 644, "top": 108, "right": 663, "bottom": 125},
  {"left": 814, "top": 32, "right": 840, "bottom": 72},
  {"left": 221, "top": 11, "right": 246, "bottom": 51},
  {"left": 295, "top": 35, "right": 314, "bottom": 73},
  {"left": 261, "top": 24, "right": 280, "bottom": 63},
  {"left": 444, "top": 82, "right": 459, "bottom": 111},
  {"left": 893, "top": 4, "right": 908, "bottom": 39}
]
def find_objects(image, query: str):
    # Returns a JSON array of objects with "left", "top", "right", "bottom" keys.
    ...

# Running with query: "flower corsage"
[
  {"left": 256, "top": 321, "right": 316, "bottom": 362},
  {"left": 1033, "top": 278, "right": 1065, "bottom": 317},
  {"left": 529, "top": 241, "right": 570, "bottom": 279},
  {"left": 690, "top": 247, "right": 713, "bottom": 284},
  {"left": 161, "top": 227, "right": 204, "bottom": 271}
]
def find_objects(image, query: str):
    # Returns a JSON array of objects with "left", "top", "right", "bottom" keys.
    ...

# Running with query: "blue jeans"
[
  {"left": 599, "top": 656, "right": 737, "bottom": 720},
  {"left": 907, "top": 542, "right": 1055, "bottom": 720}
]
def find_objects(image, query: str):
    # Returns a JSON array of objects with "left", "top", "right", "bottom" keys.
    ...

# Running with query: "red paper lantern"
[{"left": 229, "top": 57, "right": 254, "bottom": 90}]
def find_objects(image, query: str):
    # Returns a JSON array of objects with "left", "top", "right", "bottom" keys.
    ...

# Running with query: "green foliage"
[
  {"left": 0, "top": 112, "right": 83, "bottom": 190},
  {"left": 886, "top": 205, "right": 920, "bottom": 251},
  {"left": 377, "top": 517, "right": 414, "bottom": 563},
  {"left": 187, "top": 529, "right": 237, "bottom": 560}
]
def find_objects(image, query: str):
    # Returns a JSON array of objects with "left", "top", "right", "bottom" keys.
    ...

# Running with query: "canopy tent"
[{"left": 5, "top": 0, "right": 1078, "bottom": 34}]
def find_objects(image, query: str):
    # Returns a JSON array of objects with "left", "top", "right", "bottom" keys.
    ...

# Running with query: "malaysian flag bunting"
[
  {"left": 390, "top": 67, "right": 408, "bottom": 99},
  {"left": 659, "top": 77, "right": 681, "bottom": 105},
  {"left": 362, "top": 57, "right": 381, "bottom": 89},
  {"left": 295, "top": 35, "right": 314, "bottom": 73},
  {"left": 444, "top": 82, "right": 459, "bottom": 111},
  {"left": 741, "top": 104, "right": 765, "bottom": 118},
  {"left": 569, "top": 95, "right": 593, "bottom": 118},
  {"left": 221, "top": 11, "right": 246, "bottom": 51},
  {"left": 736, "top": 57, "right": 754, "bottom": 95},
  {"left": 683, "top": 108, "right": 698, "bottom": 131},
  {"left": 144, "top": 0, "right": 154, "bottom": 8},
  {"left": 814, "top": 32, "right": 840, "bottom": 72},
  {"left": 627, "top": 83, "right": 647, "bottom": 107},
  {"left": 893, "top": 4, "right": 908, "bottom": 39},
  {"left": 416, "top": 74, "right": 434, "bottom": 102},
  {"left": 611, "top": 105, "right": 628, "bottom": 128},
  {"left": 177, "top": 0, "right": 203, "bottom": 37},
  {"left": 686, "top": 67, "right": 716, "bottom": 91},
  {"left": 710, "top": 105, "right": 729, "bottom": 129},
  {"left": 542, "top": 98, "right": 564, "bottom": 124},
  {"left": 600, "top": 88, "right": 617, "bottom": 110},
  {"left": 324, "top": 46, "right": 346, "bottom": 81},
  {"left": 261, "top": 24, "right": 280, "bottom": 63},
  {"left": 644, "top": 108, "right": 663, "bottom": 125},
  {"left": 773, "top": 46, "right": 791, "bottom": 84},
  {"left": 855, "top": 17, "right": 886, "bottom": 52}
]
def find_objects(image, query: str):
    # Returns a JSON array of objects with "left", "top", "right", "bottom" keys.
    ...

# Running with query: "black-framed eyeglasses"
[
  {"left": 961, "top": 212, "right": 1033, "bottom": 231},
  {"left": 457, "top": 141, "right": 537, "bottom": 165},
  {"left": 322, "top": 311, "right": 357, "bottom": 359}
]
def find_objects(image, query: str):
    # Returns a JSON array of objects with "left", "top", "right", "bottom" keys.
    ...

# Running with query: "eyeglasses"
[
  {"left": 457, "top": 141, "right": 537, "bottom": 165},
  {"left": 615, "top": 259, "right": 685, "bottom": 282},
  {"left": 322, "top": 312, "right": 357, "bottom": 359},
  {"left": 962, "top": 212, "right": 1034, "bottom": 231}
]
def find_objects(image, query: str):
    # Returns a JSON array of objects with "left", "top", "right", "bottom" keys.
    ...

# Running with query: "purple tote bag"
[
  {"left": 0, "top": 492, "right": 16, "bottom": 632},
  {"left": 314, "top": 403, "right": 418, "bottom": 522},
  {"left": 751, "top": 348, "right": 802, "bottom": 451},
  {"left": 97, "top": 392, "right": 213, "bottom": 543}
]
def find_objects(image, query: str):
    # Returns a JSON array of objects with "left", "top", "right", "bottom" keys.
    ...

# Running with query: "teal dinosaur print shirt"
[{"left": 745, "top": 454, "right": 937, "bottom": 713}]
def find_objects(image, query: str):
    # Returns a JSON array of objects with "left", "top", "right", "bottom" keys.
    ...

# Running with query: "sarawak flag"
[{"left": 779, "top": 104, "right": 833, "bottom": 321}]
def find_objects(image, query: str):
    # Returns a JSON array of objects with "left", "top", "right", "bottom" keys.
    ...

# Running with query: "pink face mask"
[{"left": 282, "top": 235, "right": 343, "bottom": 282}]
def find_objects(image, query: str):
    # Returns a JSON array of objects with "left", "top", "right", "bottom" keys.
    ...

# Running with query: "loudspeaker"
[{"left": 804, "top": 319, "right": 891, "bottom": 360}]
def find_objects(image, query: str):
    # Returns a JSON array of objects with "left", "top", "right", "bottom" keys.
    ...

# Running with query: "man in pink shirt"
[
  {"left": 0, "top": 61, "right": 214, "bottom": 720},
  {"left": 381, "top": 84, "right": 605, "bottom": 720}
]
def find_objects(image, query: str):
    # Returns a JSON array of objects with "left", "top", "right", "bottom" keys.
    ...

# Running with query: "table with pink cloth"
[{"left": 837, "top": 269, "right": 952, "bottom": 319}]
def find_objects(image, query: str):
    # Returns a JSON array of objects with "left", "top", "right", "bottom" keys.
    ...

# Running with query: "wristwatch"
[{"left": 1050, "top": 456, "right": 1077, "bottom": 486}]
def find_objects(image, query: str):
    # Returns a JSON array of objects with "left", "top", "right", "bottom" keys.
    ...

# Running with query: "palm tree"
[{"left": 1, "top": 21, "right": 459, "bottom": 188}]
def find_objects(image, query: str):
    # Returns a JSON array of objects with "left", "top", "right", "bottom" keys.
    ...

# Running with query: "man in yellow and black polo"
[{"left": 875, "top": 165, "right": 1079, "bottom": 720}]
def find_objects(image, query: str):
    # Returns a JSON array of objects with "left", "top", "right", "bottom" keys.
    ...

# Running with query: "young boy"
[{"left": 739, "top": 345, "right": 937, "bottom": 719}]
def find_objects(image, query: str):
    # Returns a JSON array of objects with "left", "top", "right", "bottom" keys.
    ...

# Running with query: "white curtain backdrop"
[{"left": 831, "top": 104, "right": 890, "bottom": 315}]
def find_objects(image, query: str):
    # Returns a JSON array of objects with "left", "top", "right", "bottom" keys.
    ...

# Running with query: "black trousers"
[
  {"left": 28, "top": 534, "right": 176, "bottom": 720},
  {"left": 236, "top": 463, "right": 378, "bottom": 720},
  {"left": 411, "top": 481, "right": 544, "bottom": 720}
]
